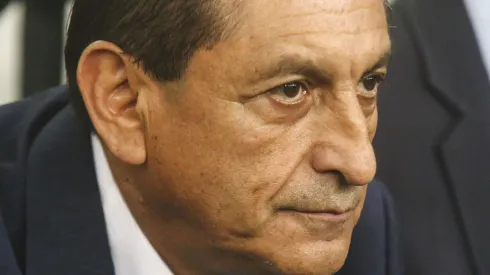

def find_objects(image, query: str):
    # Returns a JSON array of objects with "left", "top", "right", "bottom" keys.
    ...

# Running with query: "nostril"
[{"left": 310, "top": 136, "right": 376, "bottom": 185}]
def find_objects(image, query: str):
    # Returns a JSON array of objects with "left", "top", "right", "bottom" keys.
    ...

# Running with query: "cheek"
[{"left": 143, "top": 97, "right": 312, "bottom": 236}]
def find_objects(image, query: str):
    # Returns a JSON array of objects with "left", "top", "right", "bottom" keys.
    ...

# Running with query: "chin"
[
  {"left": 245, "top": 234, "right": 352, "bottom": 275},
  {"left": 279, "top": 239, "right": 349, "bottom": 274},
  {"left": 219, "top": 206, "right": 361, "bottom": 274}
]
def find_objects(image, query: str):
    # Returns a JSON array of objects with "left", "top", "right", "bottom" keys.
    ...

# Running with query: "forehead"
[
  {"left": 187, "top": 0, "right": 390, "bottom": 84},
  {"left": 239, "top": 0, "right": 387, "bottom": 31},
  {"left": 237, "top": 0, "right": 388, "bottom": 53}
]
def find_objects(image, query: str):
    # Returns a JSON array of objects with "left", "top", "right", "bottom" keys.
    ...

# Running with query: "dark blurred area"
[
  {"left": 375, "top": 0, "right": 490, "bottom": 274},
  {"left": 21, "top": 0, "right": 65, "bottom": 97},
  {"left": 0, "top": 1, "right": 9, "bottom": 12},
  {"left": 1, "top": 0, "right": 66, "bottom": 99}
]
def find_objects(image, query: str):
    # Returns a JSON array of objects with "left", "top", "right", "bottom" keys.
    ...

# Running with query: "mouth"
[
  {"left": 275, "top": 205, "right": 358, "bottom": 240},
  {"left": 277, "top": 199, "right": 360, "bottom": 224},
  {"left": 279, "top": 208, "right": 355, "bottom": 223}
]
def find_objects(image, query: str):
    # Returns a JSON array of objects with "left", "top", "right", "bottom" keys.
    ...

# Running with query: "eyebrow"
[
  {"left": 363, "top": 51, "right": 392, "bottom": 76},
  {"left": 256, "top": 50, "right": 392, "bottom": 83},
  {"left": 257, "top": 55, "right": 330, "bottom": 83}
]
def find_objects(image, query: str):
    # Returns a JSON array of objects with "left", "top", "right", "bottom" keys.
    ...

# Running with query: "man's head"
[{"left": 68, "top": 0, "right": 391, "bottom": 274}]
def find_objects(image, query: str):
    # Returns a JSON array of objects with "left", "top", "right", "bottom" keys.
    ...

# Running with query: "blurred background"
[{"left": 0, "top": 0, "right": 72, "bottom": 105}]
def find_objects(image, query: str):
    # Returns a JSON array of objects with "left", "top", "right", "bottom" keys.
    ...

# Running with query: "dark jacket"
[
  {"left": 374, "top": 0, "right": 490, "bottom": 274},
  {"left": 0, "top": 86, "right": 402, "bottom": 275}
]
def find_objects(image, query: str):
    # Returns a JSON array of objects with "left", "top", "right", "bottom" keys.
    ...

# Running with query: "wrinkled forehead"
[
  {"left": 186, "top": 0, "right": 390, "bottom": 85},
  {"left": 237, "top": 0, "right": 388, "bottom": 29},
  {"left": 235, "top": 0, "right": 390, "bottom": 56}
]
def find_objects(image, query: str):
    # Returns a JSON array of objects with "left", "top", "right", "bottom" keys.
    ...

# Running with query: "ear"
[{"left": 77, "top": 41, "right": 147, "bottom": 165}]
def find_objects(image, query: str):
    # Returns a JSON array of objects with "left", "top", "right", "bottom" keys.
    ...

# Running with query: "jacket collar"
[{"left": 24, "top": 99, "right": 114, "bottom": 275}]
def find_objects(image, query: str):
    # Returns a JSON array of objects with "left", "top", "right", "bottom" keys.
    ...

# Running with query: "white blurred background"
[
  {"left": 0, "top": 0, "right": 71, "bottom": 105},
  {"left": 0, "top": 2, "right": 24, "bottom": 104}
]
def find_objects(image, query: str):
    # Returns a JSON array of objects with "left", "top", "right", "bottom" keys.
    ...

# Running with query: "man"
[
  {"left": 0, "top": 0, "right": 399, "bottom": 274},
  {"left": 375, "top": 0, "right": 490, "bottom": 274}
]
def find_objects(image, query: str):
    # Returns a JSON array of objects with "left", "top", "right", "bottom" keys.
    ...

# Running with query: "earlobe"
[{"left": 77, "top": 41, "right": 147, "bottom": 165}]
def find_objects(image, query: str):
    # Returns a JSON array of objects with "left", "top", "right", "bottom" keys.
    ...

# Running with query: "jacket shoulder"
[
  {"left": 0, "top": 86, "right": 70, "bottom": 164},
  {"left": 0, "top": 86, "right": 71, "bottom": 274}
]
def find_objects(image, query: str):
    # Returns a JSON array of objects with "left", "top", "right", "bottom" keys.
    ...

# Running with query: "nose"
[{"left": 310, "top": 95, "right": 377, "bottom": 186}]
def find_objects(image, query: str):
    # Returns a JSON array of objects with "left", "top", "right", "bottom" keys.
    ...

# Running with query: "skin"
[{"left": 77, "top": 0, "right": 391, "bottom": 274}]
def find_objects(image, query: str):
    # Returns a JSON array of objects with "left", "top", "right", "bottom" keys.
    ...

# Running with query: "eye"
[
  {"left": 268, "top": 81, "right": 309, "bottom": 105},
  {"left": 357, "top": 74, "right": 385, "bottom": 98}
]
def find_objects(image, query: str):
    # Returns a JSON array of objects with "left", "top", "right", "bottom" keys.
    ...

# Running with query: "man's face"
[{"left": 140, "top": 0, "right": 390, "bottom": 273}]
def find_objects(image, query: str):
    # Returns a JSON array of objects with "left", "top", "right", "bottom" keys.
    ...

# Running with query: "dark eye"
[
  {"left": 358, "top": 74, "right": 385, "bottom": 97},
  {"left": 269, "top": 81, "right": 309, "bottom": 105}
]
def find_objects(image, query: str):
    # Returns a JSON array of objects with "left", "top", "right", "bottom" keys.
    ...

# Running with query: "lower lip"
[
  {"left": 284, "top": 210, "right": 353, "bottom": 223},
  {"left": 279, "top": 209, "right": 355, "bottom": 240}
]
